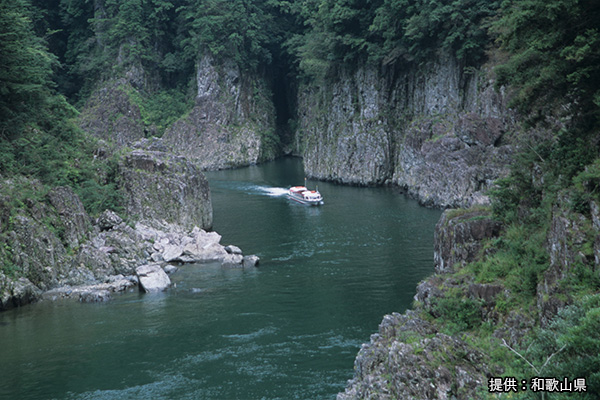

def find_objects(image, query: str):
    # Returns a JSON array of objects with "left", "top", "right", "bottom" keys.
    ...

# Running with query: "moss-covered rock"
[
  {"left": 434, "top": 209, "right": 503, "bottom": 273},
  {"left": 78, "top": 80, "right": 146, "bottom": 147}
]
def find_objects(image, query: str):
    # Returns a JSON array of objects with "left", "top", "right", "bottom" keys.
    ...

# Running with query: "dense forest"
[{"left": 1, "top": 0, "right": 600, "bottom": 397}]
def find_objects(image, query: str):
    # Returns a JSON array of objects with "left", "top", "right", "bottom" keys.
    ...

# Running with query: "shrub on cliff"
[{"left": 521, "top": 295, "right": 600, "bottom": 398}]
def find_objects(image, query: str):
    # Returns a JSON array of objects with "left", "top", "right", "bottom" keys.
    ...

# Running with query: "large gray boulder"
[
  {"left": 181, "top": 229, "right": 228, "bottom": 262},
  {"left": 136, "top": 264, "right": 171, "bottom": 293}
]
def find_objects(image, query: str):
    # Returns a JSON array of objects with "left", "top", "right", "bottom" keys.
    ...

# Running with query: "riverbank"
[
  {"left": 1, "top": 209, "right": 259, "bottom": 309},
  {"left": 0, "top": 147, "right": 257, "bottom": 310}
]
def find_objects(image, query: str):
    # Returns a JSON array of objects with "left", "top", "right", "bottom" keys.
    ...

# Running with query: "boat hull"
[{"left": 287, "top": 193, "right": 323, "bottom": 206}]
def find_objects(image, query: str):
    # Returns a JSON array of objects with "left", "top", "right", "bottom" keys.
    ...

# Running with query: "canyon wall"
[
  {"left": 296, "top": 54, "right": 515, "bottom": 208},
  {"left": 163, "top": 55, "right": 278, "bottom": 170}
]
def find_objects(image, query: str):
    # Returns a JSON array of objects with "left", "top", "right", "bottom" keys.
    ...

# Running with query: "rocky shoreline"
[
  {"left": 1, "top": 207, "right": 259, "bottom": 308},
  {"left": 0, "top": 145, "right": 258, "bottom": 310},
  {"left": 336, "top": 209, "right": 503, "bottom": 399},
  {"left": 39, "top": 215, "right": 259, "bottom": 304}
]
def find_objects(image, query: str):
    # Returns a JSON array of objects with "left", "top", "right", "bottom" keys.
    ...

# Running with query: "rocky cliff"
[
  {"left": 162, "top": 55, "right": 278, "bottom": 170},
  {"left": 118, "top": 148, "right": 213, "bottom": 231},
  {"left": 78, "top": 79, "right": 146, "bottom": 147},
  {"left": 296, "top": 55, "right": 515, "bottom": 208},
  {"left": 339, "top": 196, "right": 600, "bottom": 398},
  {"left": 78, "top": 54, "right": 278, "bottom": 171}
]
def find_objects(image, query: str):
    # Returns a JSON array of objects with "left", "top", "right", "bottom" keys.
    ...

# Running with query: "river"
[{"left": 0, "top": 157, "right": 442, "bottom": 400}]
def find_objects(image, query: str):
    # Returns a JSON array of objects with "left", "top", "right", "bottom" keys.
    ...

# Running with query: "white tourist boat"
[{"left": 287, "top": 183, "right": 323, "bottom": 206}]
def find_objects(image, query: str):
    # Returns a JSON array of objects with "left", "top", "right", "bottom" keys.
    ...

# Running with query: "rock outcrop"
[
  {"left": 79, "top": 54, "right": 279, "bottom": 172},
  {"left": 78, "top": 79, "right": 146, "bottom": 147},
  {"left": 118, "top": 148, "right": 213, "bottom": 231},
  {"left": 162, "top": 55, "right": 278, "bottom": 170},
  {"left": 537, "top": 193, "right": 600, "bottom": 326},
  {"left": 338, "top": 209, "right": 506, "bottom": 399},
  {"left": 434, "top": 209, "right": 503, "bottom": 273},
  {"left": 136, "top": 223, "right": 259, "bottom": 267},
  {"left": 0, "top": 163, "right": 256, "bottom": 309},
  {"left": 338, "top": 311, "right": 491, "bottom": 400},
  {"left": 296, "top": 55, "right": 515, "bottom": 208}
]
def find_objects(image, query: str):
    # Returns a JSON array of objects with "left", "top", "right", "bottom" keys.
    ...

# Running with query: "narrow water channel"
[{"left": 0, "top": 157, "right": 442, "bottom": 399}]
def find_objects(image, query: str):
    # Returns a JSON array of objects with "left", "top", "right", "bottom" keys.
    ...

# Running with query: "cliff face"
[
  {"left": 296, "top": 55, "right": 514, "bottom": 208},
  {"left": 78, "top": 79, "right": 146, "bottom": 147},
  {"left": 118, "top": 149, "right": 213, "bottom": 231},
  {"left": 78, "top": 55, "right": 278, "bottom": 170},
  {"left": 538, "top": 193, "right": 600, "bottom": 326},
  {"left": 162, "top": 55, "right": 278, "bottom": 170},
  {"left": 340, "top": 198, "right": 600, "bottom": 398}
]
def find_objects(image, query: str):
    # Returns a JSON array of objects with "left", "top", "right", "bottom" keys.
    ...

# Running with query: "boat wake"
[{"left": 255, "top": 186, "right": 289, "bottom": 197}]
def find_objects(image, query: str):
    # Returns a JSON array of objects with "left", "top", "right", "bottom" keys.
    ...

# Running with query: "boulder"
[
  {"left": 79, "top": 289, "right": 111, "bottom": 303},
  {"left": 136, "top": 264, "right": 171, "bottom": 293},
  {"left": 163, "top": 265, "right": 178, "bottom": 274},
  {"left": 225, "top": 245, "right": 243, "bottom": 255},
  {"left": 242, "top": 255, "right": 260, "bottom": 268},
  {"left": 222, "top": 253, "right": 244, "bottom": 267},
  {"left": 96, "top": 210, "right": 123, "bottom": 231},
  {"left": 162, "top": 244, "right": 184, "bottom": 262},
  {"left": 181, "top": 229, "right": 228, "bottom": 262},
  {"left": 2, "top": 277, "right": 43, "bottom": 309}
]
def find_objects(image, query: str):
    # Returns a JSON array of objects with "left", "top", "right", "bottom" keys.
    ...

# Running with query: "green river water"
[{"left": 0, "top": 157, "right": 442, "bottom": 400}]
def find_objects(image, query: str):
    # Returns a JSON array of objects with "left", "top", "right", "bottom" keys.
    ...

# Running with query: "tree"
[
  {"left": 0, "top": 0, "right": 57, "bottom": 141},
  {"left": 493, "top": 0, "right": 600, "bottom": 126}
]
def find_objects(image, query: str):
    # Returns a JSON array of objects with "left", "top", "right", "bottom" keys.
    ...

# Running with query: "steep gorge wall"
[
  {"left": 296, "top": 54, "right": 515, "bottom": 208},
  {"left": 79, "top": 55, "right": 278, "bottom": 170},
  {"left": 163, "top": 55, "right": 278, "bottom": 170}
]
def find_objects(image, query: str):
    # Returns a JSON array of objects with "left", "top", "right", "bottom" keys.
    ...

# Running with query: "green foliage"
[
  {"left": 181, "top": 0, "right": 284, "bottom": 70},
  {"left": 572, "top": 159, "right": 600, "bottom": 213},
  {"left": 0, "top": 0, "right": 58, "bottom": 140},
  {"left": 287, "top": 0, "right": 502, "bottom": 80},
  {"left": 128, "top": 87, "right": 193, "bottom": 136},
  {"left": 472, "top": 224, "right": 549, "bottom": 298},
  {"left": 371, "top": 0, "right": 501, "bottom": 66},
  {"left": 521, "top": 295, "right": 600, "bottom": 398},
  {"left": 431, "top": 294, "right": 484, "bottom": 335},
  {"left": 493, "top": 0, "right": 600, "bottom": 124},
  {"left": 0, "top": 0, "right": 124, "bottom": 218}
]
